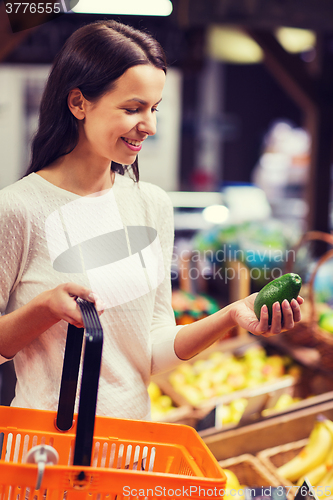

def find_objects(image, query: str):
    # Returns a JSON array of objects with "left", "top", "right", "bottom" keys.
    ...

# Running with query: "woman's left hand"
[{"left": 231, "top": 294, "right": 304, "bottom": 338}]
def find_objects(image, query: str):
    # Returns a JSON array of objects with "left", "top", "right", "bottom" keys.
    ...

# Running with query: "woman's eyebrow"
[{"left": 124, "top": 98, "right": 163, "bottom": 105}]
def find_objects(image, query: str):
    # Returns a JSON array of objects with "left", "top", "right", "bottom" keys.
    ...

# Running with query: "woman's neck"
[{"left": 36, "top": 152, "right": 116, "bottom": 197}]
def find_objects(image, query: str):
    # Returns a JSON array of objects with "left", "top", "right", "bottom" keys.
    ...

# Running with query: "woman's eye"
[{"left": 125, "top": 107, "right": 159, "bottom": 114}]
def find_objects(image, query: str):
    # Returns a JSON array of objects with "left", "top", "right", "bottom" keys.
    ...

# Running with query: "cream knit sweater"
[{"left": 0, "top": 172, "right": 183, "bottom": 420}]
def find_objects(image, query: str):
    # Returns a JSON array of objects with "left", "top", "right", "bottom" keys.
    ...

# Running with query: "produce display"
[
  {"left": 172, "top": 290, "right": 220, "bottom": 325},
  {"left": 148, "top": 381, "right": 177, "bottom": 421},
  {"left": 217, "top": 398, "right": 249, "bottom": 426},
  {"left": 168, "top": 224, "right": 333, "bottom": 492},
  {"left": 192, "top": 219, "right": 296, "bottom": 287},
  {"left": 254, "top": 273, "right": 302, "bottom": 322},
  {"left": 168, "top": 345, "right": 301, "bottom": 406},
  {"left": 277, "top": 416, "right": 333, "bottom": 497}
]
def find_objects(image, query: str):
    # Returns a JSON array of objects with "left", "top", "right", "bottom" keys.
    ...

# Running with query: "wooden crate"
[
  {"left": 151, "top": 403, "right": 197, "bottom": 426},
  {"left": 219, "top": 453, "right": 294, "bottom": 500},
  {"left": 219, "top": 453, "right": 283, "bottom": 486},
  {"left": 257, "top": 439, "right": 308, "bottom": 487},
  {"left": 257, "top": 439, "right": 333, "bottom": 500},
  {"left": 150, "top": 336, "right": 255, "bottom": 428},
  {"left": 149, "top": 383, "right": 197, "bottom": 426},
  {"left": 203, "top": 400, "right": 333, "bottom": 461},
  {"left": 195, "top": 339, "right": 333, "bottom": 436},
  {"left": 152, "top": 335, "right": 301, "bottom": 410},
  {"left": 152, "top": 334, "right": 333, "bottom": 433},
  {"left": 152, "top": 334, "right": 256, "bottom": 406}
]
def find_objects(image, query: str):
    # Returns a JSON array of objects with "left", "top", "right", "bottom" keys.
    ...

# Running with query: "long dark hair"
[{"left": 25, "top": 20, "right": 167, "bottom": 181}]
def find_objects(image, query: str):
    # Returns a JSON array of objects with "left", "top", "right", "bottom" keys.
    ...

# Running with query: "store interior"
[{"left": 1, "top": 0, "right": 333, "bottom": 496}]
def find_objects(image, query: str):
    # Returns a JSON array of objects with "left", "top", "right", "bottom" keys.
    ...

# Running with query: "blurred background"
[{"left": 2, "top": 0, "right": 333, "bottom": 411}]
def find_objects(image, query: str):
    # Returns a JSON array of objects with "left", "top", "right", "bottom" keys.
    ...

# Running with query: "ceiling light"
[
  {"left": 275, "top": 27, "right": 316, "bottom": 53},
  {"left": 207, "top": 25, "right": 264, "bottom": 64},
  {"left": 71, "top": 0, "right": 173, "bottom": 16},
  {"left": 202, "top": 205, "right": 230, "bottom": 224}
]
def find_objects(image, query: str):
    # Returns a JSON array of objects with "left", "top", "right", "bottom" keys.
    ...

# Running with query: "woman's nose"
[{"left": 137, "top": 113, "right": 157, "bottom": 136}]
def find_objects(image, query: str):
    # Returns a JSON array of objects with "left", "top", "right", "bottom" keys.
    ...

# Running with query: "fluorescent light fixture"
[
  {"left": 71, "top": 0, "right": 173, "bottom": 16},
  {"left": 207, "top": 25, "right": 264, "bottom": 64},
  {"left": 275, "top": 27, "right": 316, "bottom": 54},
  {"left": 202, "top": 205, "right": 230, "bottom": 224}
]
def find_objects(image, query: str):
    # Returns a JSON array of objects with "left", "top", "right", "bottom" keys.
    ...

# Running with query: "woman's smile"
[{"left": 121, "top": 137, "right": 144, "bottom": 152}]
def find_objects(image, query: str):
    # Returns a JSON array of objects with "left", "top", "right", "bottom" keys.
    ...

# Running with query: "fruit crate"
[
  {"left": 257, "top": 438, "right": 333, "bottom": 500},
  {"left": 152, "top": 335, "right": 303, "bottom": 411},
  {"left": 256, "top": 439, "right": 308, "bottom": 488},
  {"left": 203, "top": 401, "right": 333, "bottom": 461},
  {"left": 151, "top": 403, "right": 197, "bottom": 426},
  {"left": 153, "top": 334, "right": 333, "bottom": 435},
  {"left": 148, "top": 382, "right": 197, "bottom": 426},
  {"left": 219, "top": 453, "right": 294, "bottom": 500},
  {"left": 256, "top": 439, "right": 333, "bottom": 500},
  {"left": 196, "top": 375, "right": 299, "bottom": 436},
  {"left": 199, "top": 358, "right": 333, "bottom": 436}
]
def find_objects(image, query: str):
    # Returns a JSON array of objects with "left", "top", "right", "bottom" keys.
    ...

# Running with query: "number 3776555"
[{"left": 6, "top": 3, "right": 62, "bottom": 14}]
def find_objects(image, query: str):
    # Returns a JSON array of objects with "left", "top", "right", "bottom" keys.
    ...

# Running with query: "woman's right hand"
[
  {"left": 44, "top": 283, "right": 104, "bottom": 328},
  {"left": 0, "top": 283, "right": 105, "bottom": 360}
]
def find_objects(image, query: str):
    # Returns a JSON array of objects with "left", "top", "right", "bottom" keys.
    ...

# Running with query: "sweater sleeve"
[
  {"left": 0, "top": 190, "right": 31, "bottom": 363},
  {"left": 150, "top": 189, "right": 185, "bottom": 375}
]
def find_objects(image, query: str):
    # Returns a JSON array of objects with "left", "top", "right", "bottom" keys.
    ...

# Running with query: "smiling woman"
[
  {"left": 25, "top": 20, "right": 167, "bottom": 186},
  {"left": 0, "top": 20, "right": 303, "bottom": 419}
]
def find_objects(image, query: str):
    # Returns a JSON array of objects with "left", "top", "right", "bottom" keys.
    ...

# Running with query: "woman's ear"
[{"left": 67, "top": 88, "right": 86, "bottom": 120}]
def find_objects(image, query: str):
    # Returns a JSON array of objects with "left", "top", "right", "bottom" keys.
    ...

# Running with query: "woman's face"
[{"left": 77, "top": 64, "right": 166, "bottom": 165}]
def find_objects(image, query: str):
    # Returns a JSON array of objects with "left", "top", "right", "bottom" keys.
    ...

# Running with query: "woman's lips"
[{"left": 121, "top": 137, "right": 143, "bottom": 152}]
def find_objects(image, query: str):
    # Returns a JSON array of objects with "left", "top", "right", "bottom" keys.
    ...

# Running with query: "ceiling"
[
  {"left": 172, "top": 0, "right": 333, "bottom": 32},
  {"left": 2, "top": 0, "right": 333, "bottom": 65}
]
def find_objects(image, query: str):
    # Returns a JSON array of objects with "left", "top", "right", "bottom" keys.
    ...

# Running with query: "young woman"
[{"left": 0, "top": 20, "right": 303, "bottom": 419}]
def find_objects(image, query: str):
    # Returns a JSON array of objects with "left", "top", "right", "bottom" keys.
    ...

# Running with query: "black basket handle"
[
  {"left": 56, "top": 322, "right": 84, "bottom": 432},
  {"left": 56, "top": 299, "right": 103, "bottom": 468}
]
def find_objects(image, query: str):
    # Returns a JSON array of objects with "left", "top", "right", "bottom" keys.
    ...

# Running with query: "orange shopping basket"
[{"left": 0, "top": 300, "right": 226, "bottom": 500}]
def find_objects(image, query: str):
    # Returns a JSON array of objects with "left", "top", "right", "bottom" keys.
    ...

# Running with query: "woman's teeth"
[{"left": 122, "top": 138, "right": 141, "bottom": 147}]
